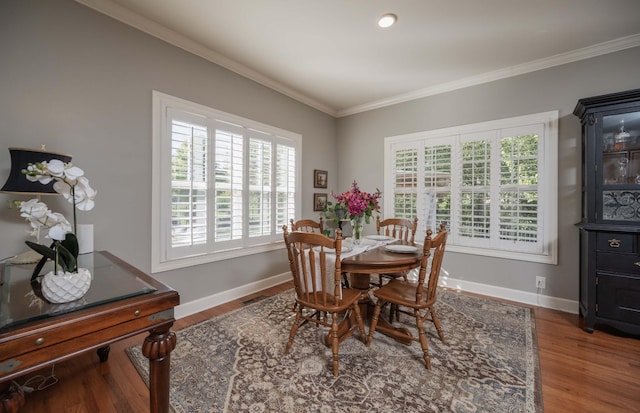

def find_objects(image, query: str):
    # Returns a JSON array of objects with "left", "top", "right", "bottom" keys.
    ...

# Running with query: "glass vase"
[{"left": 351, "top": 215, "right": 364, "bottom": 245}]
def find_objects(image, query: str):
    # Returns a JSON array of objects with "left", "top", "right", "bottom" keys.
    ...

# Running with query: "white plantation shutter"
[
  {"left": 496, "top": 126, "right": 543, "bottom": 252},
  {"left": 276, "top": 143, "right": 296, "bottom": 234},
  {"left": 167, "top": 111, "right": 208, "bottom": 259},
  {"left": 391, "top": 143, "right": 418, "bottom": 220},
  {"left": 214, "top": 122, "right": 244, "bottom": 246},
  {"left": 422, "top": 143, "right": 452, "bottom": 237},
  {"left": 384, "top": 111, "right": 558, "bottom": 264},
  {"left": 457, "top": 133, "right": 494, "bottom": 246},
  {"left": 152, "top": 91, "right": 301, "bottom": 272},
  {"left": 248, "top": 136, "right": 272, "bottom": 239}
]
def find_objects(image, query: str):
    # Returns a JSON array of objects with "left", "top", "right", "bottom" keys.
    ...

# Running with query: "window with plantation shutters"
[
  {"left": 152, "top": 91, "right": 301, "bottom": 272},
  {"left": 384, "top": 111, "right": 558, "bottom": 264}
]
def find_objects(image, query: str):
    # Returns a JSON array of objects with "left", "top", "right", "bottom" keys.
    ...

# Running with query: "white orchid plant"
[{"left": 18, "top": 159, "right": 97, "bottom": 277}]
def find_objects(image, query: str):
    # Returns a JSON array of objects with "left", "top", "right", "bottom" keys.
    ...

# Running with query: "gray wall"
[
  {"left": 0, "top": 0, "right": 336, "bottom": 303},
  {"left": 337, "top": 46, "right": 640, "bottom": 301}
]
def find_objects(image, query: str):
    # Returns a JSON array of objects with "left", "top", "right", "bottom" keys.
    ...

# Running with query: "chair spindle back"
[
  {"left": 415, "top": 223, "right": 448, "bottom": 304},
  {"left": 376, "top": 217, "right": 418, "bottom": 243},
  {"left": 283, "top": 226, "right": 343, "bottom": 307}
]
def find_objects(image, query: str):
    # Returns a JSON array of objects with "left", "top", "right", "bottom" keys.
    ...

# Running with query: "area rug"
[{"left": 126, "top": 289, "right": 543, "bottom": 412}]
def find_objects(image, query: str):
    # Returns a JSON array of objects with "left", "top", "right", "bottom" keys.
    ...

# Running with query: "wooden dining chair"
[
  {"left": 290, "top": 217, "right": 324, "bottom": 233},
  {"left": 282, "top": 226, "right": 366, "bottom": 376},
  {"left": 372, "top": 216, "right": 418, "bottom": 287},
  {"left": 366, "top": 224, "right": 449, "bottom": 370}
]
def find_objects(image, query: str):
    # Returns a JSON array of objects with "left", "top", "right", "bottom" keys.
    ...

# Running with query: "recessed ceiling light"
[{"left": 378, "top": 13, "right": 397, "bottom": 28}]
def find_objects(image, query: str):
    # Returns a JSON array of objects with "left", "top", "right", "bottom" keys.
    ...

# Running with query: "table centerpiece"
[{"left": 328, "top": 181, "right": 381, "bottom": 244}]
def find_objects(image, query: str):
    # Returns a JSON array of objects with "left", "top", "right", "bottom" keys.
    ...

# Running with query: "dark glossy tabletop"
[{"left": 0, "top": 251, "right": 156, "bottom": 330}]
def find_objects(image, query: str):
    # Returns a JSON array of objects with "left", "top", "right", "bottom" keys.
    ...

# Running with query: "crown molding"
[
  {"left": 338, "top": 34, "right": 640, "bottom": 117},
  {"left": 75, "top": 0, "right": 338, "bottom": 117},
  {"left": 76, "top": 1, "right": 639, "bottom": 119}
]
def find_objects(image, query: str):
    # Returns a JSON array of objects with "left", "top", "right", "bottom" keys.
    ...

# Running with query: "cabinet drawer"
[
  {"left": 0, "top": 302, "right": 172, "bottom": 360},
  {"left": 597, "top": 273, "right": 640, "bottom": 325},
  {"left": 597, "top": 252, "right": 640, "bottom": 274},
  {"left": 596, "top": 232, "right": 637, "bottom": 253}
]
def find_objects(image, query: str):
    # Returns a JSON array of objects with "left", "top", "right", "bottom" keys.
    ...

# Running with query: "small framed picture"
[
  {"left": 314, "top": 169, "right": 328, "bottom": 188},
  {"left": 313, "top": 193, "right": 328, "bottom": 211}
]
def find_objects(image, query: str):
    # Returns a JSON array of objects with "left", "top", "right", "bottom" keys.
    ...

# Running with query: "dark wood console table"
[{"left": 0, "top": 251, "right": 180, "bottom": 413}]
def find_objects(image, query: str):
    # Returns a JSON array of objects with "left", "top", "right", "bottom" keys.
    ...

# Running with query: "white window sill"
[{"left": 152, "top": 241, "right": 285, "bottom": 273}]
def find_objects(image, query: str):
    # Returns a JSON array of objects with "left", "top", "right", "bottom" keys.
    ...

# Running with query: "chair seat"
[
  {"left": 373, "top": 280, "right": 435, "bottom": 310},
  {"left": 296, "top": 288, "right": 362, "bottom": 313}
]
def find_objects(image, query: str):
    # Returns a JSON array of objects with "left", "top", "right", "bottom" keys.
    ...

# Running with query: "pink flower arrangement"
[{"left": 333, "top": 181, "right": 381, "bottom": 223}]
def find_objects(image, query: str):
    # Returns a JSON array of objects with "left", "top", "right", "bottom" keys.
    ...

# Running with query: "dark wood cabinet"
[{"left": 574, "top": 89, "right": 640, "bottom": 334}]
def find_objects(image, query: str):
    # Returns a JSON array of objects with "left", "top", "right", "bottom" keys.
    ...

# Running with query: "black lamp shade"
[{"left": 1, "top": 147, "right": 73, "bottom": 195}]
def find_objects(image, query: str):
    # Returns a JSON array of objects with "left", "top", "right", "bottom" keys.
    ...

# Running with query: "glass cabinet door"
[{"left": 601, "top": 110, "right": 640, "bottom": 221}]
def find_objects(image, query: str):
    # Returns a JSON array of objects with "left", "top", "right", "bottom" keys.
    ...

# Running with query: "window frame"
[
  {"left": 384, "top": 111, "right": 558, "bottom": 264},
  {"left": 152, "top": 91, "right": 301, "bottom": 273}
]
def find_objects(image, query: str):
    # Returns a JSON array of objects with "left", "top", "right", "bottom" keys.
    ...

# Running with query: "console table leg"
[
  {"left": 142, "top": 325, "right": 177, "bottom": 413},
  {"left": 97, "top": 345, "right": 111, "bottom": 362},
  {"left": 0, "top": 382, "right": 24, "bottom": 413}
]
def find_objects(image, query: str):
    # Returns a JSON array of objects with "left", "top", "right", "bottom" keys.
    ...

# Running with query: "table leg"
[
  {"left": 326, "top": 272, "right": 415, "bottom": 346},
  {"left": 348, "top": 272, "right": 414, "bottom": 346},
  {"left": 0, "top": 382, "right": 24, "bottom": 413},
  {"left": 372, "top": 315, "right": 413, "bottom": 346},
  {"left": 141, "top": 324, "right": 177, "bottom": 413},
  {"left": 97, "top": 345, "right": 111, "bottom": 362},
  {"left": 348, "top": 272, "right": 373, "bottom": 317}
]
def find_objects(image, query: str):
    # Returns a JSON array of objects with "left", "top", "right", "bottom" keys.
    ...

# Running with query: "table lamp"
[{"left": 1, "top": 147, "right": 72, "bottom": 263}]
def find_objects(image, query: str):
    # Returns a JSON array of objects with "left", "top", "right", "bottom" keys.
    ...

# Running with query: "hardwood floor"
[{"left": 13, "top": 282, "right": 640, "bottom": 412}]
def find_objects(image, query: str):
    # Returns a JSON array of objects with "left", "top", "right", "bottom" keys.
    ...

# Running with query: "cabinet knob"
[
  {"left": 608, "top": 238, "right": 621, "bottom": 248},
  {"left": 635, "top": 262, "right": 640, "bottom": 267},
  {"left": 35, "top": 337, "right": 45, "bottom": 346},
  {"left": 134, "top": 310, "right": 141, "bottom": 316}
]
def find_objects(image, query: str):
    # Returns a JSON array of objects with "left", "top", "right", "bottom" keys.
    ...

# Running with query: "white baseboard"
[
  {"left": 175, "top": 272, "right": 579, "bottom": 320},
  {"left": 175, "top": 272, "right": 290, "bottom": 319},
  {"left": 439, "top": 275, "right": 579, "bottom": 314}
]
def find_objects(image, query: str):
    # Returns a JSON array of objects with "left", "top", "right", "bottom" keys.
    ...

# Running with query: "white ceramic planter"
[{"left": 41, "top": 267, "right": 92, "bottom": 304}]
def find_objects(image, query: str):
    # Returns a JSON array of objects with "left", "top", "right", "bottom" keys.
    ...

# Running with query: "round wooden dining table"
[{"left": 332, "top": 240, "right": 423, "bottom": 346}]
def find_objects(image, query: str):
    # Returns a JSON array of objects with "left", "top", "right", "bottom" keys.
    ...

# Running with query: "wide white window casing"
[
  {"left": 384, "top": 111, "right": 558, "bottom": 264},
  {"left": 152, "top": 91, "right": 301, "bottom": 272}
]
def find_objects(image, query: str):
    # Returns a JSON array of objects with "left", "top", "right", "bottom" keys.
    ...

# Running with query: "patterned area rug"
[{"left": 126, "top": 289, "right": 543, "bottom": 412}]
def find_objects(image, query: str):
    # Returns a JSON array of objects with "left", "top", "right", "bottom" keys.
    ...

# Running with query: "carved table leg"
[
  {"left": 0, "top": 382, "right": 24, "bottom": 413},
  {"left": 142, "top": 325, "right": 177, "bottom": 413}
]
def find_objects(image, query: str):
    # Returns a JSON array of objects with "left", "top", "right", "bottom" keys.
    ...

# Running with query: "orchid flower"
[
  {"left": 19, "top": 158, "right": 96, "bottom": 276},
  {"left": 19, "top": 199, "right": 76, "bottom": 274},
  {"left": 24, "top": 159, "right": 97, "bottom": 231}
]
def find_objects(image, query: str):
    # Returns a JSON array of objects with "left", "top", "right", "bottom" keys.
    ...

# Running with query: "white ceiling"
[{"left": 78, "top": 0, "right": 640, "bottom": 117}]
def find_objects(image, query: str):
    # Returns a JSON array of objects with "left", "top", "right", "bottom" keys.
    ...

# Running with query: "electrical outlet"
[{"left": 535, "top": 276, "right": 546, "bottom": 289}]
